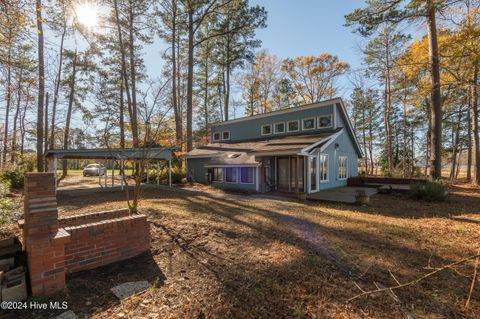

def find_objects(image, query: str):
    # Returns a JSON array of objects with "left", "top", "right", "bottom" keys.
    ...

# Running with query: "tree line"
[{"left": 0, "top": 0, "right": 479, "bottom": 184}]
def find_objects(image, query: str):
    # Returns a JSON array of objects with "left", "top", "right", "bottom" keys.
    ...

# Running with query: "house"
[{"left": 183, "top": 98, "right": 362, "bottom": 195}]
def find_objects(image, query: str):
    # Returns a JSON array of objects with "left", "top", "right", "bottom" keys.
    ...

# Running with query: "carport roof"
[{"left": 46, "top": 147, "right": 175, "bottom": 160}]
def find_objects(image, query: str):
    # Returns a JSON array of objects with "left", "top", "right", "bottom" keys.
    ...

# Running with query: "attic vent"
[{"left": 227, "top": 153, "right": 241, "bottom": 159}]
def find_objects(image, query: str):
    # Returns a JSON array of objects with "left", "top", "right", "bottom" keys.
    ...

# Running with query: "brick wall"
[
  {"left": 64, "top": 215, "right": 150, "bottom": 273},
  {"left": 22, "top": 173, "right": 151, "bottom": 296},
  {"left": 23, "top": 173, "right": 70, "bottom": 296},
  {"left": 59, "top": 209, "right": 130, "bottom": 228}
]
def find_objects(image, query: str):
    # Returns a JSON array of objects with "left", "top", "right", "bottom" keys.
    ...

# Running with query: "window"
[
  {"left": 309, "top": 156, "right": 317, "bottom": 191},
  {"left": 225, "top": 167, "right": 237, "bottom": 183},
  {"left": 222, "top": 131, "right": 230, "bottom": 140},
  {"left": 213, "top": 132, "right": 221, "bottom": 141},
  {"left": 274, "top": 122, "right": 285, "bottom": 134},
  {"left": 213, "top": 167, "right": 224, "bottom": 182},
  {"left": 338, "top": 156, "right": 347, "bottom": 180},
  {"left": 261, "top": 124, "right": 272, "bottom": 135},
  {"left": 317, "top": 115, "right": 333, "bottom": 129},
  {"left": 302, "top": 117, "right": 315, "bottom": 130},
  {"left": 240, "top": 167, "right": 254, "bottom": 184},
  {"left": 319, "top": 154, "right": 328, "bottom": 182},
  {"left": 287, "top": 120, "right": 300, "bottom": 132}
]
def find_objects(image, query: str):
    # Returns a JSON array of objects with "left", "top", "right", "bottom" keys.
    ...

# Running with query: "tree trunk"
[
  {"left": 50, "top": 25, "right": 66, "bottom": 150},
  {"left": 472, "top": 62, "right": 480, "bottom": 184},
  {"left": 44, "top": 92, "right": 49, "bottom": 169},
  {"left": 223, "top": 35, "right": 231, "bottom": 121},
  {"left": 113, "top": 0, "right": 134, "bottom": 147},
  {"left": 128, "top": 0, "right": 139, "bottom": 147},
  {"left": 426, "top": 0, "right": 442, "bottom": 179},
  {"left": 204, "top": 43, "right": 209, "bottom": 137},
  {"left": 450, "top": 110, "right": 462, "bottom": 180},
  {"left": 384, "top": 28, "right": 393, "bottom": 174},
  {"left": 36, "top": 0, "right": 45, "bottom": 172},
  {"left": 120, "top": 77, "right": 125, "bottom": 148},
  {"left": 171, "top": 0, "right": 182, "bottom": 151},
  {"left": 3, "top": 28, "right": 12, "bottom": 166},
  {"left": 425, "top": 98, "right": 431, "bottom": 177},
  {"left": 467, "top": 86, "right": 472, "bottom": 181},
  {"left": 61, "top": 51, "right": 77, "bottom": 179},
  {"left": 10, "top": 68, "right": 23, "bottom": 164},
  {"left": 186, "top": 9, "right": 194, "bottom": 151}
]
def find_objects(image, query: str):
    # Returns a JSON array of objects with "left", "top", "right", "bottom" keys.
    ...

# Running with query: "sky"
[{"left": 142, "top": 0, "right": 368, "bottom": 99}]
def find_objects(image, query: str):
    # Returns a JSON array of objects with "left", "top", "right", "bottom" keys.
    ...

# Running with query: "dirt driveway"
[{"left": 7, "top": 183, "right": 480, "bottom": 318}]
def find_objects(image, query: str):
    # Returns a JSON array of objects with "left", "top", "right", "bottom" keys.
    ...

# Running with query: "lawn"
[{"left": 4, "top": 182, "right": 480, "bottom": 318}]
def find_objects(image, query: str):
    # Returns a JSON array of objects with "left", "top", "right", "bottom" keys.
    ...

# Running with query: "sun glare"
[{"left": 74, "top": 2, "right": 99, "bottom": 28}]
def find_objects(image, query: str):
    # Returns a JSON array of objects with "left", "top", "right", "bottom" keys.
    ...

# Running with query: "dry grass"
[{"left": 5, "top": 181, "right": 480, "bottom": 318}]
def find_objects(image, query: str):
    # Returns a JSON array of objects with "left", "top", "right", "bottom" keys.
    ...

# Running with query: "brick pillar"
[{"left": 23, "top": 173, "right": 70, "bottom": 296}]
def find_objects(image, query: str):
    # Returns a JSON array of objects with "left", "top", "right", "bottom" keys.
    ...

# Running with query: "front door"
[{"left": 277, "top": 158, "right": 289, "bottom": 190}]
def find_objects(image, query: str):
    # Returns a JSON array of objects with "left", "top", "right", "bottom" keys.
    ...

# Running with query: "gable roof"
[
  {"left": 184, "top": 129, "right": 342, "bottom": 159},
  {"left": 208, "top": 97, "right": 363, "bottom": 158}
]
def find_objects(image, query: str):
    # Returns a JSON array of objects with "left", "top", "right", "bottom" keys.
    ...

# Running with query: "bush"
[
  {"left": 144, "top": 166, "right": 185, "bottom": 184},
  {"left": 0, "top": 179, "right": 14, "bottom": 225},
  {"left": 408, "top": 181, "right": 447, "bottom": 202},
  {"left": 0, "top": 158, "right": 35, "bottom": 189}
]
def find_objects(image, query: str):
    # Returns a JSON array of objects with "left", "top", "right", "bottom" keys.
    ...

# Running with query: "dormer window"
[
  {"left": 317, "top": 115, "right": 332, "bottom": 129},
  {"left": 302, "top": 117, "right": 315, "bottom": 130},
  {"left": 274, "top": 122, "right": 285, "bottom": 134},
  {"left": 213, "top": 132, "right": 221, "bottom": 141},
  {"left": 287, "top": 120, "right": 300, "bottom": 132},
  {"left": 222, "top": 131, "right": 230, "bottom": 140},
  {"left": 261, "top": 124, "right": 272, "bottom": 135}
]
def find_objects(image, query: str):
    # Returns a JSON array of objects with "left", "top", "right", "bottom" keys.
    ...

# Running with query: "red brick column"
[{"left": 23, "top": 173, "right": 70, "bottom": 296}]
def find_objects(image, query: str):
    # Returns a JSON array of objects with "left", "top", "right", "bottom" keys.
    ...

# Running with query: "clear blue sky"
[
  {"left": 250, "top": 0, "right": 363, "bottom": 68},
  {"left": 143, "top": 0, "right": 367, "bottom": 93}
]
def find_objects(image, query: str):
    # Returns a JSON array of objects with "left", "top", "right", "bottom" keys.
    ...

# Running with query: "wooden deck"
[{"left": 307, "top": 186, "right": 378, "bottom": 204}]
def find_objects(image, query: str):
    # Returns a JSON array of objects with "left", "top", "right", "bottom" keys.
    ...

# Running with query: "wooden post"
[
  {"left": 120, "top": 159, "right": 124, "bottom": 190},
  {"left": 112, "top": 160, "right": 114, "bottom": 187},
  {"left": 146, "top": 161, "right": 150, "bottom": 184},
  {"left": 157, "top": 161, "right": 160, "bottom": 185}
]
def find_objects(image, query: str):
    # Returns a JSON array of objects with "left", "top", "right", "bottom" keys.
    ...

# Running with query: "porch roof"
[
  {"left": 46, "top": 147, "right": 175, "bottom": 160},
  {"left": 184, "top": 129, "right": 341, "bottom": 158}
]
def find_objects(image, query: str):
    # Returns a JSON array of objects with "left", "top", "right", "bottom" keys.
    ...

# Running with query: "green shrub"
[
  {"left": 145, "top": 166, "right": 185, "bottom": 184},
  {"left": 0, "top": 179, "right": 13, "bottom": 225},
  {"left": 0, "top": 159, "right": 35, "bottom": 189},
  {"left": 408, "top": 181, "right": 447, "bottom": 202}
]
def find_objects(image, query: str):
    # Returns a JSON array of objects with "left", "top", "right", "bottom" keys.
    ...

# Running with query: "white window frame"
[
  {"left": 287, "top": 120, "right": 300, "bottom": 132},
  {"left": 222, "top": 131, "right": 230, "bottom": 141},
  {"left": 212, "top": 132, "right": 221, "bottom": 142},
  {"left": 225, "top": 167, "right": 238, "bottom": 183},
  {"left": 273, "top": 122, "right": 285, "bottom": 134},
  {"left": 319, "top": 154, "right": 329, "bottom": 183},
  {"left": 239, "top": 167, "right": 255, "bottom": 184},
  {"left": 317, "top": 114, "right": 333, "bottom": 129},
  {"left": 338, "top": 156, "right": 348, "bottom": 180},
  {"left": 213, "top": 167, "right": 224, "bottom": 182},
  {"left": 261, "top": 124, "right": 272, "bottom": 136},
  {"left": 307, "top": 154, "right": 319, "bottom": 193},
  {"left": 302, "top": 117, "right": 316, "bottom": 131}
]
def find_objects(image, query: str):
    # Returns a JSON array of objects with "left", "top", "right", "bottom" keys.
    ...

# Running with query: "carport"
[{"left": 46, "top": 147, "right": 176, "bottom": 191}]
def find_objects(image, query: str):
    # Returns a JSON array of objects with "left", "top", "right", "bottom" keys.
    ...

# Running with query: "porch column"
[
  {"left": 255, "top": 165, "right": 260, "bottom": 192},
  {"left": 104, "top": 158, "right": 107, "bottom": 187},
  {"left": 146, "top": 161, "right": 150, "bottom": 184},
  {"left": 296, "top": 155, "right": 300, "bottom": 193},
  {"left": 157, "top": 161, "right": 160, "bottom": 185},
  {"left": 168, "top": 159, "right": 172, "bottom": 187},
  {"left": 288, "top": 156, "right": 291, "bottom": 192},
  {"left": 274, "top": 156, "right": 278, "bottom": 190}
]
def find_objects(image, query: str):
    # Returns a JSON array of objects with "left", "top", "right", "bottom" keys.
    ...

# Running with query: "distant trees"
[{"left": 238, "top": 51, "right": 349, "bottom": 115}]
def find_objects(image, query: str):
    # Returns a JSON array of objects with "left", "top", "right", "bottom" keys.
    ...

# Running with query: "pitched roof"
[{"left": 184, "top": 129, "right": 341, "bottom": 158}]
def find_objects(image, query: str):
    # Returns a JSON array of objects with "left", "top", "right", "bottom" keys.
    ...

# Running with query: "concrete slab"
[
  {"left": 110, "top": 281, "right": 150, "bottom": 300},
  {"left": 54, "top": 310, "right": 78, "bottom": 319}
]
